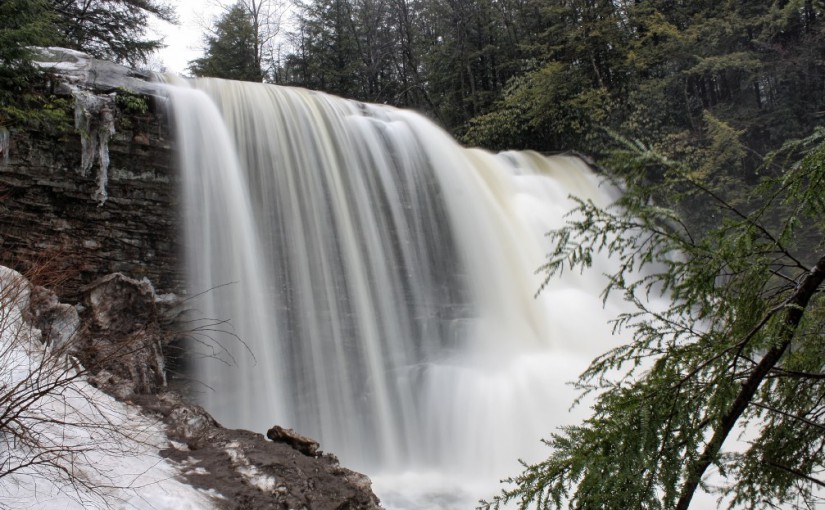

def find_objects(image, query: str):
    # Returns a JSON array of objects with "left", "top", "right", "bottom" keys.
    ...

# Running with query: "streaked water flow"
[{"left": 164, "top": 78, "right": 622, "bottom": 507}]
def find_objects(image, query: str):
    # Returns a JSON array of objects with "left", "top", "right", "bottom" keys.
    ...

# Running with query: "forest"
[
  {"left": 3, "top": 0, "right": 825, "bottom": 164},
  {"left": 189, "top": 1, "right": 825, "bottom": 163},
  {"left": 0, "top": 1, "right": 823, "bottom": 509}
]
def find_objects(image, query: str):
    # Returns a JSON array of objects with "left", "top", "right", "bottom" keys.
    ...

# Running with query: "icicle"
[
  {"left": 73, "top": 90, "right": 98, "bottom": 175},
  {"left": 92, "top": 102, "right": 115, "bottom": 204},
  {"left": 72, "top": 90, "right": 116, "bottom": 205},
  {"left": 0, "top": 127, "right": 10, "bottom": 166}
]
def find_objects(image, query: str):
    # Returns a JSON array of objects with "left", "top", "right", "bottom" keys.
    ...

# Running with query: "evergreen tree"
[
  {"left": 0, "top": 0, "right": 56, "bottom": 93},
  {"left": 461, "top": 0, "right": 825, "bottom": 164},
  {"left": 461, "top": 0, "right": 627, "bottom": 150},
  {"left": 481, "top": 129, "right": 825, "bottom": 510},
  {"left": 0, "top": 0, "right": 72, "bottom": 133},
  {"left": 387, "top": 0, "right": 437, "bottom": 111},
  {"left": 271, "top": 0, "right": 825, "bottom": 150},
  {"left": 50, "top": 0, "right": 176, "bottom": 66},
  {"left": 188, "top": 3, "right": 263, "bottom": 82},
  {"left": 288, "top": 0, "right": 363, "bottom": 98}
]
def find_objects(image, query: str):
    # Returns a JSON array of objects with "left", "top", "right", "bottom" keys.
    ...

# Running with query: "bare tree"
[{"left": 241, "top": 0, "right": 289, "bottom": 80}]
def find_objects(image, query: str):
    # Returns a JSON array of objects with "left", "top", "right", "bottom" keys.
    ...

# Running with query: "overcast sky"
[
  {"left": 150, "top": 0, "right": 221, "bottom": 74},
  {"left": 150, "top": 0, "right": 297, "bottom": 76}
]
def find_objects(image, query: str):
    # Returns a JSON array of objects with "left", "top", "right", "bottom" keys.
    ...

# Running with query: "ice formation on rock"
[{"left": 72, "top": 90, "right": 116, "bottom": 205}]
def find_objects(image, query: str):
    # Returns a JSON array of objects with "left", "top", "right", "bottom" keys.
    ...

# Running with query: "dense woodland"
[
  {"left": 0, "top": 0, "right": 175, "bottom": 131},
  {"left": 0, "top": 1, "right": 823, "bottom": 509},
  {"left": 191, "top": 1, "right": 825, "bottom": 166}
]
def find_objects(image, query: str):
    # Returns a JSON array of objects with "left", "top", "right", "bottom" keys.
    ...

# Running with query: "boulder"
[
  {"left": 266, "top": 425, "right": 321, "bottom": 457},
  {"left": 25, "top": 283, "right": 80, "bottom": 348},
  {"left": 74, "top": 272, "right": 182, "bottom": 395}
]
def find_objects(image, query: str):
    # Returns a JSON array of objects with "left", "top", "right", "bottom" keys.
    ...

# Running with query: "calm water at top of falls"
[{"left": 163, "top": 77, "right": 631, "bottom": 508}]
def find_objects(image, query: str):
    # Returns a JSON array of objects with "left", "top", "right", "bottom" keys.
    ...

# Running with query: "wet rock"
[
  {"left": 162, "top": 393, "right": 220, "bottom": 442},
  {"left": 0, "top": 49, "right": 181, "bottom": 300},
  {"left": 134, "top": 392, "right": 384, "bottom": 510},
  {"left": 133, "top": 132, "right": 150, "bottom": 145},
  {"left": 82, "top": 272, "right": 158, "bottom": 331},
  {"left": 267, "top": 425, "right": 320, "bottom": 457},
  {"left": 74, "top": 273, "right": 182, "bottom": 395}
]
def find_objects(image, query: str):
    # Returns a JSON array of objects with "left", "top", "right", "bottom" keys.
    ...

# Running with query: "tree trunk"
[{"left": 675, "top": 253, "right": 825, "bottom": 510}]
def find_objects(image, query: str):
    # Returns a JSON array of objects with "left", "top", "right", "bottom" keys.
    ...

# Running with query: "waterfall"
[{"left": 165, "top": 78, "right": 623, "bottom": 508}]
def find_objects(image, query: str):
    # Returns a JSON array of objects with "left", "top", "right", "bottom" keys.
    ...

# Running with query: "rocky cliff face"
[{"left": 0, "top": 49, "right": 181, "bottom": 300}]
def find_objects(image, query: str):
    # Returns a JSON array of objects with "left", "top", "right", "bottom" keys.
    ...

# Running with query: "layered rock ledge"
[{"left": 0, "top": 48, "right": 181, "bottom": 300}]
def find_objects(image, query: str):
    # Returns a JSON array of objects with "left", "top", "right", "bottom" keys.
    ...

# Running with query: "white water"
[{"left": 165, "top": 78, "right": 625, "bottom": 507}]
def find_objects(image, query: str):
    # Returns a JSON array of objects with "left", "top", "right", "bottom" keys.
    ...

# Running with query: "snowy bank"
[{"left": 0, "top": 266, "right": 215, "bottom": 510}]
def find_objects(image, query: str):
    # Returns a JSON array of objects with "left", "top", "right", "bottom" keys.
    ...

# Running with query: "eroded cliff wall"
[{"left": 0, "top": 92, "right": 182, "bottom": 299}]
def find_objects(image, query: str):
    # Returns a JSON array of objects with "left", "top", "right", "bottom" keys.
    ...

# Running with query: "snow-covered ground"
[{"left": 0, "top": 267, "right": 215, "bottom": 510}]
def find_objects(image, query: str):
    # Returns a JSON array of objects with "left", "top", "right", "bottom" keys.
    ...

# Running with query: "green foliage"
[
  {"left": 461, "top": 62, "right": 615, "bottom": 151},
  {"left": 285, "top": 0, "right": 364, "bottom": 98},
  {"left": 189, "top": 3, "right": 263, "bottom": 82},
  {"left": 0, "top": 0, "right": 56, "bottom": 95},
  {"left": 459, "top": 0, "right": 825, "bottom": 163},
  {"left": 50, "top": 0, "right": 177, "bottom": 67},
  {"left": 0, "top": 0, "right": 170, "bottom": 133},
  {"left": 115, "top": 89, "right": 149, "bottom": 115},
  {"left": 0, "top": 93, "right": 72, "bottom": 133},
  {"left": 481, "top": 130, "right": 825, "bottom": 510},
  {"left": 271, "top": 0, "right": 823, "bottom": 154},
  {"left": 278, "top": 0, "right": 536, "bottom": 123}
]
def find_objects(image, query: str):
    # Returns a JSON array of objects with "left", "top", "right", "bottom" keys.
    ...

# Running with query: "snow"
[
  {"left": 31, "top": 47, "right": 93, "bottom": 84},
  {"left": 0, "top": 267, "right": 216, "bottom": 510},
  {"left": 224, "top": 441, "right": 279, "bottom": 494}
]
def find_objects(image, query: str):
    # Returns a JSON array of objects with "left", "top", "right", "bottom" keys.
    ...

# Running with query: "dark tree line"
[
  {"left": 458, "top": 0, "right": 825, "bottom": 160},
  {"left": 2, "top": 0, "right": 823, "bottom": 168},
  {"left": 191, "top": 0, "right": 825, "bottom": 175},
  {"left": 278, "top": 0, "right": 530, "bottom": 129}
]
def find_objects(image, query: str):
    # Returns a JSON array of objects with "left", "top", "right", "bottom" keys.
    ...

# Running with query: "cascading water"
[{"left": 164, "top": 77, "right": 625, "bottom": 508}]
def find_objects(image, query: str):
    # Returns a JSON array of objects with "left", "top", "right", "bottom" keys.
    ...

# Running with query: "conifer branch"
[
  {"left": 766, "top": 463, "right": 825, "bottom": 489},
  {"left": 675, "top": 253, "right": 825, "bottom": 510}
]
